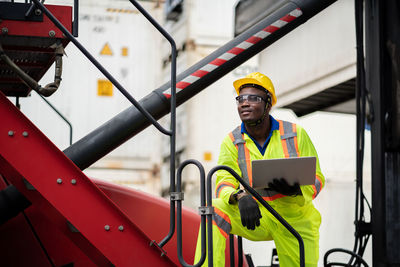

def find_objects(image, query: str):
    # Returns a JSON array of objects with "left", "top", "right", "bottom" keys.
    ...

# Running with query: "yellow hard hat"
[{"left": 233, "top": 72, "right": 277, "bottom": 106}]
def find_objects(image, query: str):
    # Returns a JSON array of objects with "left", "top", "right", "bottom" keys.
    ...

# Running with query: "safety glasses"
[{"left": 236, "top": 94, "right": 266, "bottom": 105}]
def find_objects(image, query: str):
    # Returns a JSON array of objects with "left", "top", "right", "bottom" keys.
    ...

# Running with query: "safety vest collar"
[
  {"left": 230, "top": 120, "right": 300, "bottom": 201},
  {"left": 240, "top": 115, "right": 279, "bottom": 155}
]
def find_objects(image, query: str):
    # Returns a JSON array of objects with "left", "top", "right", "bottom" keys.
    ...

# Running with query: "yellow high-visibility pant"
[{"left": 194, "top": 198, "right": 321, "bottom": 267}]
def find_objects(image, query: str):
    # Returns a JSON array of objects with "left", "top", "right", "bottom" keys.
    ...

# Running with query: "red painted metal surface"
[
  {"left": 95, "top": 179, "right": 249, "bottom": 267},
  {"left": 0, "top": 177, "right": 54, "bottom": 266},
  {"left": 1, "top": 4, "right": 72, "bottom": 38},
  {"left": 0, "top": 174, "right": 98, "bottom": 266},
  {"left": 0, "top": 91, "right": 176, "bottom": 266},
  {"left": 96, "top": 179, "right": 201, "bottom": 265}
]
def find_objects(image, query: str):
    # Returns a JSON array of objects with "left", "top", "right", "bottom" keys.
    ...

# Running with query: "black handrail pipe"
[
  {"left": 176, "top": 160, "right": 248, "bottom": 267},
  {"left": 38, "top": 93, "right": 73, "bottom": 145},
  {"left": 229, "top": 235, "right": 244, "bottom": 267},
  {"left": 72, "top": 0, "right": 79, "bottom": 37},
  {"left": 176, "top": 159, "right": 208, "bottom": 267},
  {"left": 229, "top": 234, "right": 235, "bottom": 267},
  {"left": 237, "top": 236, "right": 243, "bottom": 266},
  {"left": 127, "top": 0, "right": 177, "bottom": 249}
]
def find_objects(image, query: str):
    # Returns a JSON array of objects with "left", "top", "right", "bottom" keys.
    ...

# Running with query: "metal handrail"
[
  {"left": 237, "top": 236, "right": 243, "bottom": 266},
  {"left": 229, "top": 234, "right": 243, "bottom": 267},
  {"left": 127, "top": 0, "right": 177, "bottom": 248},
  {"left": 30, "top": 0, "right": 172, "bottom": 136},
  {"left": 176, "top": 161, "right": 305, "bottom": 266},
  {"left": 37, "top": 93, "right": 73, "bottom": 145},
  {"left": 206, "top": 165, "right": 305, "bottom": 267},
  {"left": 229, "top": 235, "right": 235, "bottom": 266},
  {"left": 72, "top": 0, "right": 79, "bottom": 37},
  {"left": 176, "top": 159, "right": 209, "bottom": 267}
]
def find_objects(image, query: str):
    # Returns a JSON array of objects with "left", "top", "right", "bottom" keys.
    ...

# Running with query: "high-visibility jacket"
[
  {"left": 195, "top": 120, "right": 324, "bottom": 266},
  {"left": 215, "top": 120, "right": 325, "bottom": 208}
]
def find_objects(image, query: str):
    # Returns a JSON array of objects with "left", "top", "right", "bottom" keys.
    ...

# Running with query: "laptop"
[{"left": 251, "top": 157, "right": 316, "bottom": 189}]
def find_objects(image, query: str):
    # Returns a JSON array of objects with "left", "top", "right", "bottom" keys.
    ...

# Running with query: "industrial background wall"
[{"left": 12, "top": 0, "right": 372, "bottom": 266}]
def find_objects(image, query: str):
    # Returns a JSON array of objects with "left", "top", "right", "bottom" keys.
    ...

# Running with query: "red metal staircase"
[
  {"left": 0, "top": 91, "right": 177, "bottom": 266},
  {"left": 0, "top": 3, "right": 180, "bottom": 265}
]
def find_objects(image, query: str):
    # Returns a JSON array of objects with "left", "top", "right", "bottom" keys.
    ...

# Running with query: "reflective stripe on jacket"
[{"left": 215, "top": 119, "right": 325, "bottom": 208}]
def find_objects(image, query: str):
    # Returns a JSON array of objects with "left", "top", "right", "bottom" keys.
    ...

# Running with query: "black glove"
[
  {"left": 268, "top": 178, "right": 301, "bottom": 196},
  {"left": 238, "top": 195, "right": 262, "bottom": 230}
]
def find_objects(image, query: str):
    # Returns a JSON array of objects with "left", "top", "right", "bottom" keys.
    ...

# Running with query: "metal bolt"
[
  {"left": 22, "top": 131, "right": 28, "bottom": 137},
  {"left": 1, "top": 27, "right": 8, "bottom": 34},
  {"left": 118, "top": 225, "right": 124, "bottom": 231},
  {"left": 8, "top": 131, "right": 14, "bottom": 136},
  {"left": 34, "top": 9, "right": 42, "bottom": 16},
  {"left": 71, "top": 179, "right": 77, "bottom": 185},
  {"left": 56, "top": 178, "right": 63, "bottom": 184},
  {"left": 49, "top": 30, "right": 56, "bottom": 37},
  {"left": 104, "top": 225, "right": 110, "bottom": 231}
]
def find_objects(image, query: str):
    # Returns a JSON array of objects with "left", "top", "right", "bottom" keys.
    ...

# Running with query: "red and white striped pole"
[{"left": 162, "top": 8, "right": 302, "bottom": 98}]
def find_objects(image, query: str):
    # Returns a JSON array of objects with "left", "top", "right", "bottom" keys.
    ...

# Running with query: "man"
[{"left": 194, "top": 72, "right": 324, "bottom": 266}]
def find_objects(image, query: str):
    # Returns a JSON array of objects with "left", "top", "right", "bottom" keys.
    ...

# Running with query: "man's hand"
[
  {"left": 238, "top": 195, "right": 262, "bottom": 230},
  {"left": 268, "top": 178, "right": 302, "bottom": 196}
]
